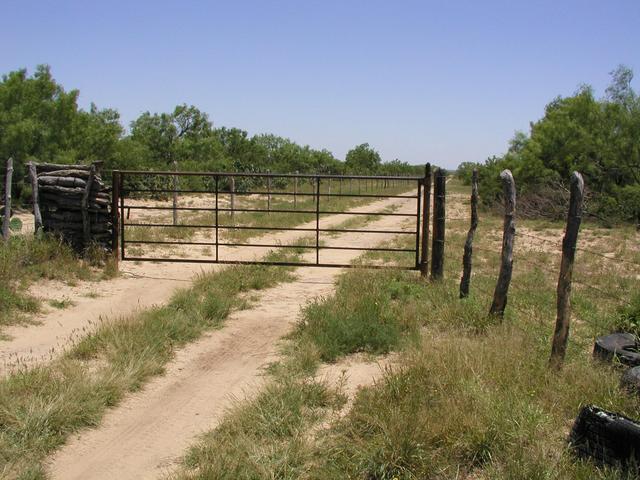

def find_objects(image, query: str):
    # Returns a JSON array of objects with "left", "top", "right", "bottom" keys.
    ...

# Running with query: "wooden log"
[
  {"left": 28, "top": 162, "right": 43, "bottom": 233},
  {"left": 38, "top": 169, "right": 106, "bottom": 188},
  {"left": 38, "top": 169, "right": 92, "bottom": 179},
  {"left": 39, "top": 187, "right": 110, "bottom": 202},
  {"left": 43, "top": 220, "right": 111, "bottom": 233},
  {"left": 550, "top": 172, "right": 585, "bottom": 369},
  {"left": 430, "top": 168, "right": 446, "bottom": 280},
  {"left": 35, "top": 162, "right": 91, "bottom": 173},
  {"left": 460, "top": 169, "right": 479, "bottom": 298},
  {"left": 40, "top": 194, "right": 109, "bottom": 211},
  {"left": 45, "top": 210, "right": 110, "bottom": 223},
  {"left": 420, "top": 164, "right": 432, "bottom": 277},
  {"left": 39, "top": 175, "right": 88, "bottom": 189},
  {"left": 82, "top": 164, "right": 96, "bottom": 246},
  {"left": 489, "top": 170, "right": 516, "bottom": 318},
  {"left": 2, "top": 157, "right": 13, "bottom": 241}
]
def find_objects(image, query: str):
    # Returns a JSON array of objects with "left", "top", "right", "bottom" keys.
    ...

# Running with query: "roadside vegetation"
[
  {"left": 171, "top": 178, "right": 640, "bottom": 480},
  {"left": 0, "top": 234, "right": 116, "bottom": 329},
  {"left": 0, "top": 245, "right": 310, "bottom": 478},
  {"left": 457, "top": 65, "right": 640, "bottom": 224}
]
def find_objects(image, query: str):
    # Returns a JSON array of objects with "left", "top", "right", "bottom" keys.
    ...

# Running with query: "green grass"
[
  {"left": 0, "top": 246, "right": 305, "bottom": 479},
  {"left": 0, "top": 234, "right": 116, "bottom": 328},
  {"left": 171, "top": 178, "right": 640, "bottom": 479},
  {"left": 293, "top": 271, "right": 423, "bottom": 362},
  {"left": 47, "top": 298, "right": 75, "bottom": 310}
]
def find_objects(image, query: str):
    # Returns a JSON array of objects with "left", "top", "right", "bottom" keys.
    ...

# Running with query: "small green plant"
[
  {"left": 615, "top": 293, "right": 640, "bottom": 336},
  {"left": 48, "top": 297, "right": 76, "bottom": 309}
]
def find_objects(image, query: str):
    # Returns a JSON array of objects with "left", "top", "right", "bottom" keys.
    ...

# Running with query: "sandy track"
[
  {"left": 47, "top": 197, "right": 417, "bottom": 480},
  {"left": 1, "top": 194, "right": 416, "bottom": 375}
]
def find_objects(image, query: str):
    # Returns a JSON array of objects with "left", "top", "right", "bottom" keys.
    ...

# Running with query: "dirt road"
[
  {"left": 47, "top": 196, "right": 417, "bottom": 480},
  {"left": 1, "top": 193, "right": 415, "bottom": 375}
]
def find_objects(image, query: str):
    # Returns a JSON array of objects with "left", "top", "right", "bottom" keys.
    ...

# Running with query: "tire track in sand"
[{"left": 47, "top": 196, "right": 417, "bottom": 480}]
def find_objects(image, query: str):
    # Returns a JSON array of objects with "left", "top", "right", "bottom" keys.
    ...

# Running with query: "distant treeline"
[
  {"left": 456, "top": 65, "right": 640, "bottom": 224},
  {"left": 0, "top": 65, "right": 422, "bottom": 202}
]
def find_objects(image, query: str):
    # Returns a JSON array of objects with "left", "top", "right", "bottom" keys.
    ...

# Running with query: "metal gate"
[{"left": 112, "top": 170, "right": 429, "bottom": 270}]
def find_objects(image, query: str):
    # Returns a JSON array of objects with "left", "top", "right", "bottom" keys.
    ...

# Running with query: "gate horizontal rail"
[{"left": 113, "top": 170, "right": 427, "bottom": 270}]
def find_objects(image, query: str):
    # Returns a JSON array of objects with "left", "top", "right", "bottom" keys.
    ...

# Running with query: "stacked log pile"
[{"left": 32, "top": 162, "right": 112, "bottom": 250}]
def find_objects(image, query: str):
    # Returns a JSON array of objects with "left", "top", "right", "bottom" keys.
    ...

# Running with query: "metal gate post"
[
  {"left": 215, "top": 175, "right": 219, "bottom": 261},
  {"left": 420, "top": 163, "right": 432, "bottom": 276},
  {"left": 119, "top": 172, "right": 125, "bottom": 261},
  {"left": 315, "top": 176, "right": 320, "bottom": 265},
  {"left": 111, "top": 170, "right": 120, "bottom": 268}
]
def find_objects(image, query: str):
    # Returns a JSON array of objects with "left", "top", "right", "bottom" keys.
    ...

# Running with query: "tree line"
[
  {"left": 0, "top": 65, "right": 421, "bottom": 202},
  {"left": 457, "top": 65, "right": 640, "bottom": 224}
]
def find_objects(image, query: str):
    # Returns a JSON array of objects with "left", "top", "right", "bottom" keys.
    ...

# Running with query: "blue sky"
[{"left": 1, "top": 0, "right": 639, "bottom": 168}]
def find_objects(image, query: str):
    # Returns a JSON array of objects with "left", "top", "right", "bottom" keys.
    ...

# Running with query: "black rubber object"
[
  {"left": 569, "top": 405, "right": 640, "bottom": 471},
  {"left": 621, "top": 366, "right": 640, "bottom": 395},
  {"left": 593, "top": 333, "right": 640, "bottom": 367}
]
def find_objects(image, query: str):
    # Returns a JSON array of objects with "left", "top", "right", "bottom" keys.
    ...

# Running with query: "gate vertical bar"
[
  {"left": 414, "top": 180, "right": 422, "bottom": 268},
  {"left": 294, "top": 171, "right": 298, "bottom": 210},
  {"left": 315, "top": 176, "right": 320, "bottom": 265},
  {"left": 111, "top": 170, "right": 120, "bottom": 266},
  {"left": 215, "top": 175, "right": 219, "bottom": 262},
  {"left": 119, "top": 172, "right": 125, "bottom": 261}
]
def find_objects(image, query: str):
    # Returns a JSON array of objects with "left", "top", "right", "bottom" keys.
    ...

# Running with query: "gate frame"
[{"left": 112, "top": 170, "right": 430, "bottom": 271}]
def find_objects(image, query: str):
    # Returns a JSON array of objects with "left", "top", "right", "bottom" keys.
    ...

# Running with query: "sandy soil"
[
  {"left": 46, "top": 197, "right": 416, "bottom": 480},
  {"left": 1, "top": 193, "right": 416, "bottom": 375}
]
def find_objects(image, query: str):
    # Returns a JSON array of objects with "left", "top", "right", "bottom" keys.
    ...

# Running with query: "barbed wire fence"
[{"left": 449, "top": 169, "right": 637, "bottom": 369}]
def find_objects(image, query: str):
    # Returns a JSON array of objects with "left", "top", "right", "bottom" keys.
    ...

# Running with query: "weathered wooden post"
[
  {"left": 489, "top": 170, "right": 516, "bottom": 317},
  {"left": 172, "top": 160, "right": 178, "bottom": 226},
  {"left": 81, "top": 164, "right": 96, "bottom": 247},
  {"left": 420, "top": 163, "right": 432, "bottom": 277},
  {"left": 550, "top": 172, "right": 585, "bottom": 369},
  {"left": 460, "top": 169, "right": 479, "bottom": 297},
  {"left": 2, "top": 157, "right": 13, "bottom": 241},
  {"left": 430, "top": 168, "right": 446, "bottom": 279},
  {"left": 230, "top": 176, "right": 235, "bottom": 221},
  {"left": 27, "top": 162, "right": 43, "bottom": 233},
  {"left": 294, "top": 171, "right": 299, "bottom": 210}
]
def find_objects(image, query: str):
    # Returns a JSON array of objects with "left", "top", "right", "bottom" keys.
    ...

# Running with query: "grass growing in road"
[
  {"left": 0, "top": 247, "right": 305, "bottom": 479},
  {"left": 293, "top": 270, "right": 424, "bottom": 362}
]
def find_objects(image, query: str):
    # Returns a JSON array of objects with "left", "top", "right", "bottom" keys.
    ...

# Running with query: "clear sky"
[{"left": 1, "top": 0, "right": 639, "bottom": 168}]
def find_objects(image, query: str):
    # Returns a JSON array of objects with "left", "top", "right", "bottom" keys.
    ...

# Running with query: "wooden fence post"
[
  {"left": 489, "top": 169, "right": 516, "bottom": 317},
  {"left": 230, "top": 176, "right": 235, "bottom": 221},
  {"left": 172, "top": 160, "right": 178, "bottom": 226},
  {"left": 27, "top": 162, "right": 43, "bottom": 233},
  {"left": 550, "top": 172, "right": 585, "bottom": 369},
  {"left": 420, "top": 163, "right": 432, "bottom": 277},
  {"left": 2, "top": 157, "right": 13, "bottom": 241},
  {"left": 294, "top": 171, "right": 298, "bottom": 210},
  {"left": 81, "top": 164, "right": 96, "bottom": 247},
  {"left": 430, "top": 168, "right": 446, "bottom": 279},
  {"left": 460, "top": 169, "right": 479, "bottom": 297}
]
